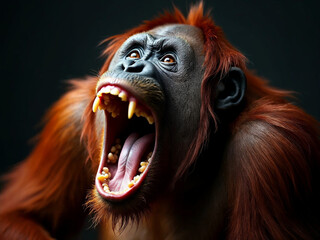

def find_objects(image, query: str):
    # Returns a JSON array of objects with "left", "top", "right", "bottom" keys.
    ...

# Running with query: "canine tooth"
[
  {"left": 139, "top": 165, "right": 146, "bottom": 173},
  {"left": 147, "top": 116, "right": 154, "bottom": 124},
  {"left": 110, "top": 87, "right": 120, "bottom": 96},
  {"left": 92, "top": 97, "right": 101, "bottom": 113},
  {"left": 140, "top": 162, "right": 148, "bottom": 166},
  {"left": 128, "top": 100, "right": 136, "bottom": 119},
  {"left": 119, "top": 91, "right": 128, "bottom": 101}
]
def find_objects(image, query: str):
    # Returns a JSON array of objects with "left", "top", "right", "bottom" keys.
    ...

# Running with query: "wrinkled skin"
[{"left": 104, "top": 24, "right": 205, "bottom": 172}]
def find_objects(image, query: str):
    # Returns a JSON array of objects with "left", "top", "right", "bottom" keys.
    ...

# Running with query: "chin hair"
[
  {"left": 85, "top": 163, "right": 167, "bottom": 231},
  {"left": 85, "top": 187, "right": 152, "bottom": 231}
]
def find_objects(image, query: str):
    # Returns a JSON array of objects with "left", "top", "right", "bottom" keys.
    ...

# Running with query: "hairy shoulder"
[
  {"left": 229, "top": 97, "right": 320, "bottom": 190},
  {"left": 226, "top": 97, "right": 320, "bottom": 239},
  {"left": 232, "top": 97, "right": 320, "bottom": 158}
]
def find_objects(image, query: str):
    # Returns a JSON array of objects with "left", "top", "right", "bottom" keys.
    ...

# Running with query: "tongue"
[{"left": 109, "top": 132, "right": 154, "bottom": 192}]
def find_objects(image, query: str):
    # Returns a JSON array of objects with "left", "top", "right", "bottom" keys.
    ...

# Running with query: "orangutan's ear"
[{"left": 215, "top": 67, "right": 247, "bottom": 110}]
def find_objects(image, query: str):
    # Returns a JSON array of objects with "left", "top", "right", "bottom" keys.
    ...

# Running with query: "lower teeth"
[
  {"left": 98, "top": 150, "right": 153, "bottom": 194},
  {"left": 107, "top": 138, "right": 122, "bottom": 163}
]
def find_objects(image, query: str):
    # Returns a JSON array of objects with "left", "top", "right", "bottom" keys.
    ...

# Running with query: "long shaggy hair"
[
  {"left": 83, "top": 3, "right": 320, "bottom": 238},
  {"left": 1, "top": 3, "right": 318, "bottom": 240}
]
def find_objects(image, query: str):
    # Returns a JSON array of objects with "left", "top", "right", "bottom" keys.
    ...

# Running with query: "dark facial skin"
[
  {"left": 95, "top": 24, "right": 207, "bottom": 219},
  {"left": 107, "top": 24, "right": 205, "bottom": 172}
]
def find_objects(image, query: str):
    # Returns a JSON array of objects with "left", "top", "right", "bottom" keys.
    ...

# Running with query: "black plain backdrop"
[{"left": 1, "top": 0, "right": 320, "bottom": 238}]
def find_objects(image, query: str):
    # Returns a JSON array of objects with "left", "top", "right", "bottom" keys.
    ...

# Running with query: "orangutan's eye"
[
  {"left": 161, "top": 54, "right": 176, "bottom": 64},
  {"left": 127, "top": 50, "right": 141, "bottom": 59}
]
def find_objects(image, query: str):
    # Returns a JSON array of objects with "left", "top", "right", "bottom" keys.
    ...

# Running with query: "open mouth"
[{"left": 92, "top": 82, "right": 157, "bottom": 201}]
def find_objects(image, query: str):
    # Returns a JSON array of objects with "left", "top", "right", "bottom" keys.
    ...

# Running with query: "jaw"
[{"left": 92, "top": 76, "right": 163, "bottom": 204}]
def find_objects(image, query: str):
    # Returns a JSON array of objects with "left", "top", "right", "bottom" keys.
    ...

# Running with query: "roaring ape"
[{"left": 0, "top": 3, "right": 319, "bottom": 240}]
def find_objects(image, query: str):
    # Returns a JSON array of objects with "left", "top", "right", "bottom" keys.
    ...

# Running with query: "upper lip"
[{"left": 96, "top": 71, "right": 165, "bottom": 111}]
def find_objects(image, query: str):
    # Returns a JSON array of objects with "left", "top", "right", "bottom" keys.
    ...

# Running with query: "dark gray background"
[{"left": 1, "top": 0, "right": 320, "bottom": 238}]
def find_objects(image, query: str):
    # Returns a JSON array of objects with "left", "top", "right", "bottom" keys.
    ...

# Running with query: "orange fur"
[
  {"left": 0, "top": 3, "right": 319, "bottom": 239},
  {"left": 0, "top": 78, "right": 97, "bottom": 239},
  {"left": 227, "top": 98, "right": 320, "bottom": 239}
]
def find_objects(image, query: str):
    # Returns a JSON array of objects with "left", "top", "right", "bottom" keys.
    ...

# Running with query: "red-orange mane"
[{"left": 1, "top": 3, "right": 319, "bottom": 239}]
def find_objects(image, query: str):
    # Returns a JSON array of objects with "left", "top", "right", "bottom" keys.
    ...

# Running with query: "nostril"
[
  {"left": 120, "top": 60, "right": 146, "bottom": 73},
  {"left": 126, "top": 64, "right": 144, "bottom": 73},
  {"left": 116, "top": 60, "right": 157, "bottom": 79}
]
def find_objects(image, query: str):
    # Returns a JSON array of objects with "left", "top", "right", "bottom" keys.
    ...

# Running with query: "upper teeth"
[
  {"left": 92, "top": 85, "right": 154, "bottom": 124},
  {"left": 128, "top": 100, "right": 136, "bottom": 119}
]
